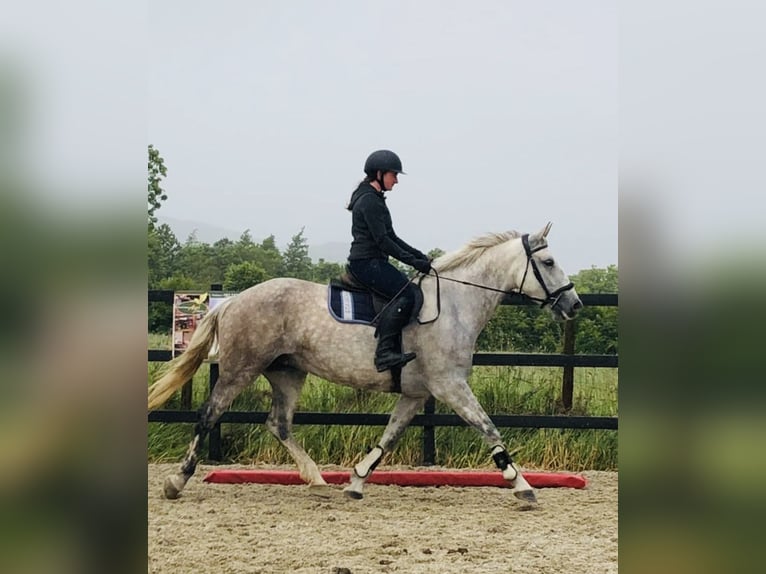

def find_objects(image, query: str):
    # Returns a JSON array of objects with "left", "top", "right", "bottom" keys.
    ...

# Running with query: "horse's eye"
[{"left": 543, "top": 259, "right": 554, "bottom": 267}]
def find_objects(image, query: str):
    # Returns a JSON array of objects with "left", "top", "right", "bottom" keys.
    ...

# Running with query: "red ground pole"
[{"left": 203, "top": 469, "right": 587, "bottom": 489}]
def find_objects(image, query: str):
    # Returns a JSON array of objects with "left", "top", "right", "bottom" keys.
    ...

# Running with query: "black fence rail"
[{"left": 148, "top": 289, "right": 618, "bottom": 464}]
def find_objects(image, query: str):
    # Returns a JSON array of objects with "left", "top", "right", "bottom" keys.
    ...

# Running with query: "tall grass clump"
[
  {"left": 423, "top": 366, "right": 617, "bottom": 470},
  {"left": 148, "top": 357, "right": 617, "bottom": 470}
]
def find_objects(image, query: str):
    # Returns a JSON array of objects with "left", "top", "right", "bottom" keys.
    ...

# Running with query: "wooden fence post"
[
  {"left": 422, "top": 397, "right": 436, "bottom": 465},
  {"left": 181, "top": 379, "right": 192, "bottom": 410},
  {"left": 208, "top": 362, "right": 222, "bottom": 461},
  {"left": 207, "top": 283, "right": 224, "bottom": 461},
  {"left": 561, "top": 319, "right": 576, "bottom": 411}
]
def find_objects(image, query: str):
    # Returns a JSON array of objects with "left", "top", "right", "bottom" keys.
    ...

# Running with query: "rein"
[{"left": 417, "top": 233, "right": 575, "bottom": 324}]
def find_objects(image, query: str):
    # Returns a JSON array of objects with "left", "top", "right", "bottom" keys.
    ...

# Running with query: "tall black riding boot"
[{"left": 374, "top": 298, "right": 416, "bottom": 373}]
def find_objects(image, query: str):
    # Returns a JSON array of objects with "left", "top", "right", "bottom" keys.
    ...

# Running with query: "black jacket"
[{"left": 347, "top": 183, "right": 426, "bottom": 265}]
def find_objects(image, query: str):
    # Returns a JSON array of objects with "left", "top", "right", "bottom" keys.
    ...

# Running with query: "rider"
[{"left": 346, "top": 149, "right": 432, "bottom": 372}]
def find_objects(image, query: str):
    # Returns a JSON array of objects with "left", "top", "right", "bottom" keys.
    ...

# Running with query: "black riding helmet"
[{"left": 364, "top": 149, "right": 406, "bottom": 177}]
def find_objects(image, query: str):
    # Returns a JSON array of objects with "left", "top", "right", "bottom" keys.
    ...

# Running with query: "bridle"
[
  {"left": 417, "top": 233, "right": 575, "bottom": 325},
  {"left": 518, "top": 234, "right": 576, "bottom": 307}
]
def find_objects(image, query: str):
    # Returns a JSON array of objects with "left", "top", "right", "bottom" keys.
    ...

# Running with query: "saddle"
[{"left": 327, "top": 268, "right": 424, "bottom": 327}]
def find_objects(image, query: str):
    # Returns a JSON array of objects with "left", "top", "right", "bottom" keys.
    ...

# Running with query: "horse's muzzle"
[{"left": 552, "top": 293, "right": 583, "bottom": 321}]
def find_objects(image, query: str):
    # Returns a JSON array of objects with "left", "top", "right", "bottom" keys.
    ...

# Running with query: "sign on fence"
[
  {"left": 173, "top": 290, "right": 235, "bottom": 358},
  {"left": 172, "top": 292, "right": 209, "bottom": 357}
]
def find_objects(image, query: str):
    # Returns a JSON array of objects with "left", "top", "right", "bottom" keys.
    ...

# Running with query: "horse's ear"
[{"left": 541, "top": 222, "right": 553, "bottom": 238}]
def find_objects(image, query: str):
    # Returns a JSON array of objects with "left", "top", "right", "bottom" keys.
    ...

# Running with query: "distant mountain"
[{"left": 159, "top": 216, "right": 349, "bottom": 263}]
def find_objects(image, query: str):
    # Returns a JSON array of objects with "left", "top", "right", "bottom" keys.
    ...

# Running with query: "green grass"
[{"left": 148, "top": 333, "right": 617, "bottom": 470}]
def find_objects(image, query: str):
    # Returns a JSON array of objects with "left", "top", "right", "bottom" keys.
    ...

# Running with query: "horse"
[{"left": 148, "top": 222, "right": 582, "bottom": 503}]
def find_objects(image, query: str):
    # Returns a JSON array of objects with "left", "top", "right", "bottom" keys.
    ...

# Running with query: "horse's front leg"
[
  {"left": 430, "top": 378, "right": 537, "bottom": 503},
  {"left": 344, "top": 394, "right": 428, "bottom": 500}
]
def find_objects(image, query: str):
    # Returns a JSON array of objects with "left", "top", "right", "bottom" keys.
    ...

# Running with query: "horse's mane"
[{"left": 434, "top": 231, "right": 522, "bottom": 272}]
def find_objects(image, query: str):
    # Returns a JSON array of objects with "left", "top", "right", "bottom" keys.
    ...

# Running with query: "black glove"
[{"left": 412, "top": 258, "right": 431, "bottom": 274}]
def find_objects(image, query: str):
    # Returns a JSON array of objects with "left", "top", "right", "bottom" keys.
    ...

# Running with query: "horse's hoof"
[
  {"left": 308, "top": 484, "right": 335, "bottom": 498},
  {"left": 513, "top": 488, "right": 537, "bottom": 504},
  {"left": 343, "top": 488, "right": 364, "bottom": 500},
  {"left": 163, "top": 475, "right": 184, "bottom": 499}
]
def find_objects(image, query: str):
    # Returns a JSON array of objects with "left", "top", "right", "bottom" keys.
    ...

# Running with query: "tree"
[
  {"left": 476, "top": 266, "right": 619, "bottom": 353},
  {"left": 569, "top": 265, "right": 618, "bottom": 293},
  {"left": 282, "top": 228, "right": 312, "bottom": 280},
  {"left": 428, "top": 247, "right": 445, "bottom": 260},
  {"left": 148, "top": 223, "right": 180, "bottom": 287},
  {"left": 568, "top": 265, "right": 618, "bottom": 354},
  {"left": 235, "top": 230, "right": 256, "bottom": 253},
  {"left": 261, "top": 235, "right": 278, "bottom": 251},
  {"left": 255, "top": 235, "right": 283, "bottom": 278},
  {"left": 312, "top": 258, "right": 345, "bottom": 284},
  {"left": 173, "top": 233, "right": 220, "bottom": 289},
  {"left": 148, "top": 145, "right": 168, "bottom": 229},
  {"left": 223, "top": 261, "right": 267, "bottom": 291}
]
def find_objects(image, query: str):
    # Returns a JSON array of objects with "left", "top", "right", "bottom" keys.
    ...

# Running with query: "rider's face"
[{"left": 382, "top": 171, "right": 398, "bottom": 191}]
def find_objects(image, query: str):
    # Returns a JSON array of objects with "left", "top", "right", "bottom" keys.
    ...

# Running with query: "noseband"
[{"left": 417, "top": 234, "right": 575, "bottom": 324}]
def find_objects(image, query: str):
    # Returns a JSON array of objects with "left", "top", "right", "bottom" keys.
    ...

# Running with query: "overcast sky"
[{"left": 148, "top": 0, "right": 617, "bottom": 273}]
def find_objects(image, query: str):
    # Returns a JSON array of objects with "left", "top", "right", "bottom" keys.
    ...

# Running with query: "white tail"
[{"left": 148, "top": 302, "right": 225, "bottom": 410}]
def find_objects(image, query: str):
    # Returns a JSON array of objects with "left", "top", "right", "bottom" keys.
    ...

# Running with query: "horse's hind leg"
[
  {"left": 163, "top": 365, "right": 261, "bottom": 499},
  {"left": 263, "top": 368, "right": 328, "bottom": 490},
  {"left": 344, "top": 394, "right": 429, "bottom": 500}
]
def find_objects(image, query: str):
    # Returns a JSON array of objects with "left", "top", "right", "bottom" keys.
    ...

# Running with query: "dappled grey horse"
[{"left": 148, "top": 223, "right": 582, "bottom": 502}]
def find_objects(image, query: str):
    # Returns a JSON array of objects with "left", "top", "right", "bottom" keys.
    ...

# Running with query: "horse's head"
[{"left": 518, "top": 222, "right": 583, "bottom": 321}]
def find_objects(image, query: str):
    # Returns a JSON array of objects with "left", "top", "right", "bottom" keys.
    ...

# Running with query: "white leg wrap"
[
  {"left": 491, "top": 446, "right": 536, "bottom": 502},
  {"left": 353, "top": 446, "right": 384, "bottom": 479},
  {"left": 345, "top": 446, "right": 384, "bottom": 500},
  {"left": 502, "top": 464, "right": 518, "bottom": 481},
  {"left": 491, "top": 445, "right": 518, "bottom": 481}
]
